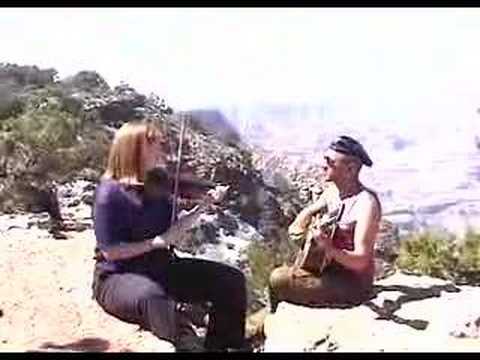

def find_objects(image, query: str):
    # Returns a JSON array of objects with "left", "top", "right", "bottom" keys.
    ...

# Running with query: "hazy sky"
[{"left": 2, "top": 7, "right": 480, "bottom": 126}]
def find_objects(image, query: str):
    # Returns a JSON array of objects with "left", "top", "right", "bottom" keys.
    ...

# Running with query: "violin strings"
[{"left": 170, "top": 112, "right": 188, "bottom": 226}]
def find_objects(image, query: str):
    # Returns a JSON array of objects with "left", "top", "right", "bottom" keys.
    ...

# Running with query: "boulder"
[
  {"left": 0, "top": 63, "right": 57, "bottom": 87},
  {"left": 450, "top": 315, "right": 480, "bottom": 339},
  {"left": 60, "top": 71, "right": 110, "bottom": 93},
  {"left": 97, "top": 84, "right": 147, "bottom": 124},
  {"left": 263, "top": 272, "right": 480, "bottom": 352},
  {"left": 374, "top": 219, "right": 401, "bottom": 280},
  {"left": 60, "top": 80, "right": 147, "bottom": 125},
  {"left": 178, "top": 109, "right": 242, "bottom": 146}
]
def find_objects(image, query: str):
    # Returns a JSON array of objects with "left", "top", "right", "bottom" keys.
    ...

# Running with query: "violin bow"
[{"left": 170, "top": 112, "right": 188, "bottom": 226}]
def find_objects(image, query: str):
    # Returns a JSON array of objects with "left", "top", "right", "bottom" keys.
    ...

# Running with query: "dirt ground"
[{"left": 0, "top": 226, "right": 174, "bottom": 352}]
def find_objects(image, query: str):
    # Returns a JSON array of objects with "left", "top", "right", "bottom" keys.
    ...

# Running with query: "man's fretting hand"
[{"left": 312, "top": 229, "right": 334, "bottom": 262}]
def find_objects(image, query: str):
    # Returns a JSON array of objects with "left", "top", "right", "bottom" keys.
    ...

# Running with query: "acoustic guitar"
[{"left": 291, "top": 203, "right": 345, "bottom": 275}]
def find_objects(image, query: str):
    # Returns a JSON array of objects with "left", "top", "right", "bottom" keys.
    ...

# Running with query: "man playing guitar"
[{"left": 268, "top": 135, "right": 382, "bottom": 312}]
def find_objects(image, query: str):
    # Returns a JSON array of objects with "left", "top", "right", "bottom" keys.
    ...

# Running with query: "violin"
[
  {"left": 144, "top": 165, "right": 217, "bottom": 201},
  {"left": 92, "top": 168, "right": 220, "bottom": 262}
]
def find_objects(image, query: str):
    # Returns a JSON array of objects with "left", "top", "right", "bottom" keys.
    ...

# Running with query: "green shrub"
[
  {"left": 50, "top": 124, "right": 111, "bottom": 181},
  {"left": 245, "top": 233, "right": 297, "bottom": 312},
  {"left": 7, "top": 102, "right": 80, "bottom": 152},
  {"left": 455, "top": 229, "right": 480, "bottom": 284},
  {"left": 0, "top": 95, "right": 24, "bottom": 120},
  {"left": 0, "top": 90, "right": 110, "bottom": 213},
  {"left": 397, "top": 229, "right": 480, "bottom": 285}
]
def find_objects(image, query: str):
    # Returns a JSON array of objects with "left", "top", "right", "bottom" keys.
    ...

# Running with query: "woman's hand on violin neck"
[
  {"left": 151, "top": 235, "right": 168, "bottom": 249},
  {"left": 178, "top": 205, "right": 201, "bottom": 218},
  {"left": 204, "top": 185, "right": 229, "bottom": 205}
]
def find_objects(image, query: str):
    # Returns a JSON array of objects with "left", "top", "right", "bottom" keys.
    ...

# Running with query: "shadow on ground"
[
  {"left": 364, "top": 283, "right": 461, "bottom": 331},
  {"left": 27, "top": 337, "right": 120, "bottom": 352}
]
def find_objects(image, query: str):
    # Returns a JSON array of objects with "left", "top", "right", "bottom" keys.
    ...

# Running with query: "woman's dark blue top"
[{"left": 93, "top": 179, "right": 173, "bottom": 274}]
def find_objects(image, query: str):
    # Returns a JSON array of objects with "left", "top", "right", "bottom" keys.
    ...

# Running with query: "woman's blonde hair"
[{"left": 103, "top": 121, "right": 166, "bottom": 185}]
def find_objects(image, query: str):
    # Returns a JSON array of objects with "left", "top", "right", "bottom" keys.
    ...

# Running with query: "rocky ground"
[{"left": 264, "top": 272, "right": 480, "bottom": 352}]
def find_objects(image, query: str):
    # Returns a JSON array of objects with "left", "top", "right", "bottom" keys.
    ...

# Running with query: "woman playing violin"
[{"left": 91, "top": 120, "right": 248, "bottom": 352}]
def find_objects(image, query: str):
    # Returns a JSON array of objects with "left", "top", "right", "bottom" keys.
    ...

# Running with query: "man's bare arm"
[
  {"left": 329, "top": 194, "right": 380, "bottom": 272},
  {"left": 288, "top": 195, "right": 328, "bottom": 234}
]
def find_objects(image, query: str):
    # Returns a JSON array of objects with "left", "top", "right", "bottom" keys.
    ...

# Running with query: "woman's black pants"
[{"left": 92, "top": 253, "right": 247, "bottom": 351}]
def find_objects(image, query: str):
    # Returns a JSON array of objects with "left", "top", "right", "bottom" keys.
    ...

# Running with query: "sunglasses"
[{"left": 324, "top": 156, "right": 338, "bottom": 168}]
